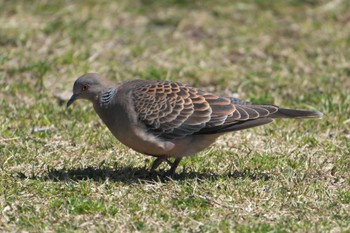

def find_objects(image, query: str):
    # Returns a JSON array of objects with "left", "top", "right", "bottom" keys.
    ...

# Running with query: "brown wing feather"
[
  {"left": 132, "top": 81, "right": 212, "bottom": 139},
  {"left": 133, "top": 81, "right": 282, "bottom": 139}
]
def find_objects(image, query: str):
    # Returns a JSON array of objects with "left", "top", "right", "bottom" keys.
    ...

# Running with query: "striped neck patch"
[{"left": 100, "top": 88, "right": 116, "bottom": 106}]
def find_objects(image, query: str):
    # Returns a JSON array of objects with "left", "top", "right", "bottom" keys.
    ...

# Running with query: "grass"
[{"left": 1, "top": 0, "right": 349, "bottom": 232}]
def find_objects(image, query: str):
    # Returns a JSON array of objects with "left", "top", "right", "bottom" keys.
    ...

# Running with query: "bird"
[{"left": 67, "top": 73, "right": 322, "bottom": 175}]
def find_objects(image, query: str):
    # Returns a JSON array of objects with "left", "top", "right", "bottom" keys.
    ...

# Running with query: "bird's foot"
[
  {"left": 166, "top": 158, "right": 182, "bottom": 177},
  {"left": 150, "top": 157, "right": 182, "bottom": 176}
]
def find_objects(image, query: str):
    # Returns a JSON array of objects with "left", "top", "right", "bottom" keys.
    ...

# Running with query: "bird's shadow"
[{"left": 16, "top": 165, "right": 271, "bottom": 184}]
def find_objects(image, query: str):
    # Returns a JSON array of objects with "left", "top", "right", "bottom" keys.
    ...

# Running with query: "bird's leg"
[
  {"left": 150, "top": 157, "right": 168, "bottom": 173},
  {"left": 167, "top": 158, "right": 182, "bottom": 176},
  {"left": 150, "top": 157, "right": 182, "bottom": 175},
  {"left": 164, "top": 159, "right": 173, "bottom": 166}
]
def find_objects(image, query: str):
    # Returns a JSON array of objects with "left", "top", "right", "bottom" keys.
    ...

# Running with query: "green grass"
[{"left": 1, "top": 0, "right": 350, "bottom": 232}]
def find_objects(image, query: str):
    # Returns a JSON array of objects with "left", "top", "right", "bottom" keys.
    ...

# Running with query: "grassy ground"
[{"left": 1, "top": 0, "right": 349, "bottom": 232}]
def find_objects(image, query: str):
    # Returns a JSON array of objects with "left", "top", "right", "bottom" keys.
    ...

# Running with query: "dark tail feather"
[
  {"left": 270, "top": 108, "right": 323, "bottom": 119},
  {"left": 196, "top": 118, "right": 274, "bottom": 134},
  {"left": 218, "top": 118, "right": 273, "bottom": 133}
]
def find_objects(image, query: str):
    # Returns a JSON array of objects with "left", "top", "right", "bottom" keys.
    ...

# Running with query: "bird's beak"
[{"left": 66, "top": 94, "right": 79, "bottom": 108}]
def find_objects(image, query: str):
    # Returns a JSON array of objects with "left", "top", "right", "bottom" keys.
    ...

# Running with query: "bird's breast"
[{"left": 93, "top": 102, "right": 175, "bottom": 156}]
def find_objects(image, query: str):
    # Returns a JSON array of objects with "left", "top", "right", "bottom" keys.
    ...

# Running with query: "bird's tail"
[{"left": 270, "top": 108, "right": 323, "bottom": 119}]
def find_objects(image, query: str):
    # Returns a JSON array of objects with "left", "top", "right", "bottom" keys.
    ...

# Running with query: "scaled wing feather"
[{"left": 132, "top": 81, "right": 280, "bottom": 139}]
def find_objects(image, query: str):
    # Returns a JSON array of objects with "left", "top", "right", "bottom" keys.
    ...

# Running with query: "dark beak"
[{"left": 66, "top": 94, "right": 79, "bottom": 108}]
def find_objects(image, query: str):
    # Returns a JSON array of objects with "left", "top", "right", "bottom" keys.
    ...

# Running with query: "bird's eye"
[{"left": 82, "top": 84, "right": 89, "bottom": 91}]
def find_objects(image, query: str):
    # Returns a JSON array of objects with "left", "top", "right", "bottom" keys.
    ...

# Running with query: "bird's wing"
[{"left": 132, "top": 81, "right": 278, "bottom": 139}]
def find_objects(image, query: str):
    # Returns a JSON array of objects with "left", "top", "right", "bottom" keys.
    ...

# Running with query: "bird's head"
[{"left": 67, "top": 73, "right": 108, "bottom": 107}]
